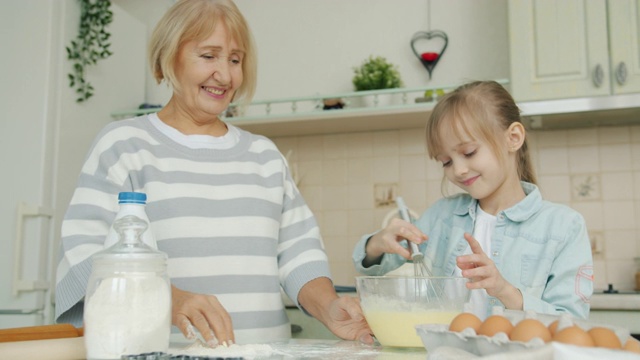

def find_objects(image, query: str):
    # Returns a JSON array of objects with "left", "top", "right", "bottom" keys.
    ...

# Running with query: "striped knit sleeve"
[{"left": 274, "top": 147, "right": 332, "bottom": 308}]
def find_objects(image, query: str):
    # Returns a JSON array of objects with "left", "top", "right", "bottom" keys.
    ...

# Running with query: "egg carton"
[{"left": 415, "top": 309, "right": 631, "bottom": 357}]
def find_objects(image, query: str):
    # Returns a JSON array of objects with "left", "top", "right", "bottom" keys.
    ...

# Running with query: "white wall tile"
[
  {"left": 635, "top": 172, "right": 640, "bottom": 200},
  {"left": 348, "top": 209, "right": 376, "bottom": 237},
  {"left": 632, "top": 143, "right": 640, "bottom": 170},
  {"left": 298, "top": 160, "right": 323, "bottom": 186},
  {"left": 605, "top": 260, "right": 636, "bottom": 291},
  {"left": 400, "top": 154, "right": 427, "bottom": 182},
  {"left": 600, "top": 144, "right": 632, "bottom": 172},
  {"left": 631, "top": 126, "right": 640, "bottom": 142},
  {"left": 571, "top": 202, "right": 604, "bottom": 230},
  {"left": 537, "top": 147, "right": 569, "bottom": 175},
  {"left": 601, "top": 172, "right": 633, "bottom": 201},
  {"left": 568, "top": 145, "right": 600, "bottom": 173},
  {"left": 322, "top": 210, "right": 348, "bottom": 238},
  {"left": 399, "top": 181, "right": 428, "bottom": 213},
  {"left": 372, "top": 130, "right": 399, "bottom": 156},
  {"left": 604, "top": 229, "right": 637, "bottom": 260},
  {"left": 347, "top": 132, "right": 373, "bottom": 158},
  {"left": 347, "top": 157, "right": 372, "bottom": 185},
  {"left": 297, "top": 135, "right": 324, "bottom": 161},
  {"left": 323, "top": 133, "right": 347, "bottom": 159},
  {"left": 598, "top": 126, "right": 631, "bottom": 144},
  {"left": 347, "top": 184, "right": 373, "bottom": 210},
  {"left": 592, "top": 259, "right": 607, "bottom": 290},
  {"left": 322, "top": 159, "right": 347, "bottom": 185},
  {"left": 372, "top": 156, "right": 400, "bottom": 183},
  {"left": 272, "top": 136, "right": 298, "bottom": 160},
  {"left": 535, "top": 130, "right": 568, "bottom": 148},
  {"left": 538, "top": 175, "right": 571, "bottom": 203},
  {"left": 568, "top": 128, "right": 598, "bottom": 146},
  {"left": 300, "top": 185, "right": 323, "bottom": 213},
  {"left": 321, "top": 185, "right": 348, "bottom": 211},
  {"left": 399, "top": 128, "right": 427, "bottom": 155},
  {"left": 603, "top": 201, "right": 636, "bottom": 230}
]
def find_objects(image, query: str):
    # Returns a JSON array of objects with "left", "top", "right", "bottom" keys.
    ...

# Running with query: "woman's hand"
[
  {"left": 457, "top": 233, "right": 523, "bottom": 310},
  {"left": 363, "top": 218, "right": 427, "bottom": 266},
  {"left": 298, "top": 277, "right": 374, "bottom": 344},
  {"left": 324, "top": 296, "right": 374, "bottom": 344},
  {"left": 171, "top": 285, "right": 235, "bottom": 347}
]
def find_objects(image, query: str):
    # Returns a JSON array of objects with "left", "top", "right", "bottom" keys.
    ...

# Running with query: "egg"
[
  {"left": 449, "top": 312, "right": 483, "bottom": 333},
  {"left": 510, "top": 318, "right": 552, "bottom": 343},
  {"left": 623, "top": 337, "right": 640, "bottom": 353},
  {"left": 587, "top": 326, "right": 622, "bottom": 349},
  {"left": 548, "top": 319, "right": 559, "bottom": 336},
  {"left": 477, "top": 315, "right": 514, "bottom": 337},
  {"left": 553, "top": 325, "right": 595, "bottom": 347}
]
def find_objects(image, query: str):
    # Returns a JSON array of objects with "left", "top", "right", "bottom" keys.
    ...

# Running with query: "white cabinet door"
[
  {"left": 508, "top": 0, "right": 611, "bottom": 101},
  {"left": 608, "top": 0, "right": 640, "bottom": 94}
]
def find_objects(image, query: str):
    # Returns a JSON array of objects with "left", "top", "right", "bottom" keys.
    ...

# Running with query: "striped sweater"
[{"left": 55, "top": 114, "right": 331, "bottom": 343}]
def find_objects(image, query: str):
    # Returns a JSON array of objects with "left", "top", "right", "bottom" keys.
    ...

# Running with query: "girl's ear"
[{"left": 506, "top": 122, "right": 526, "bottom": 152}]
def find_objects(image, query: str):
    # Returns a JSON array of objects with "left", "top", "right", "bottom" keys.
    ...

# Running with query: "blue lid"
[{"left": 118, "top": 192, "right": 147, "bottom": 204}]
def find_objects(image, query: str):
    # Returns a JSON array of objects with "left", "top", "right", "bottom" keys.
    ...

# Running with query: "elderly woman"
[{"left": 55, "top": 0, "right": 372, "bottom": 346}]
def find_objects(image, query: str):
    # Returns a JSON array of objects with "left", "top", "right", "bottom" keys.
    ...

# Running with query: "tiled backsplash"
[{"left": 272, "top": 125, "right": 640, "bottom": 291}]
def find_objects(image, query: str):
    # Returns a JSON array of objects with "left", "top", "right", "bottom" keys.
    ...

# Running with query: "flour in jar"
[{"left": 84, "top": 276, "right": 171, "bottom": 359}]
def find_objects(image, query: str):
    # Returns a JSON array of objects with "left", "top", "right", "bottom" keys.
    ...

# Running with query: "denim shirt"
[{"left": 353, "top": 182, "right": 593, "bottom": 319}]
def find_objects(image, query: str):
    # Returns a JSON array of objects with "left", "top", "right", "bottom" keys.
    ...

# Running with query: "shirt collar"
[{"left": 452, "top": 181, "right": 542, "bottom": 222}]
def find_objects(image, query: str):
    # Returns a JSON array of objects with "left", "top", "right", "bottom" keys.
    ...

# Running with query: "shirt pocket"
[{"left": 520, "top": 254, "right": 553, "bottom": 287}]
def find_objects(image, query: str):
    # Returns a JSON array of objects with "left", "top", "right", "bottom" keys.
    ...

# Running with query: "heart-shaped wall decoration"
[{"left": 410, "top": 30, "right": 448, "bottom": 79}]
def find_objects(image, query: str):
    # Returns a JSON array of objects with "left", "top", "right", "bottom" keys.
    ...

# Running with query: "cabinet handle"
[
  {"left": 615, "top": 62, "right": 628, "bottom": 86},
  {"left": 13, "top": 202, "right": 54, "bottom": 296},
  {"left": 592, "top": 64, "right": 604, "bottom": 88}
]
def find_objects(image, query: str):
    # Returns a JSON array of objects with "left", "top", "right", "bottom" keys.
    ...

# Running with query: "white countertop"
[{"left": 590, "top": 293, "right": 640, "bottom": 311}]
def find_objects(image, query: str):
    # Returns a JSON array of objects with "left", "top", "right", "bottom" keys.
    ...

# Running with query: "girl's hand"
[
  {"left": 171, "top": 285, "right": 235, "bottom": 347},
  {"left": 363, "top": 218, "right": 427, "bottom": 266},
  {"left": 457, "top": 233, "right": 523, "bottom": 310}
]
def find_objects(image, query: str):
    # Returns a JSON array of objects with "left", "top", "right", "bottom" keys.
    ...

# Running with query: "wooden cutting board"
[{"left": 0, "top": 324, "right": 83, "bottom": 342}]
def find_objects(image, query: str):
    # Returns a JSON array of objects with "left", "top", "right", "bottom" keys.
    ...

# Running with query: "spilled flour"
[{"left": 169, "top": 341, "right": 275, "bottom": 358}]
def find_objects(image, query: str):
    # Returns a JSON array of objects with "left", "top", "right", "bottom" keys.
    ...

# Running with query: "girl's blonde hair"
[
  {"left": 148, "top": 0, "right": 257, "bottom": 105},
  {"left": 426, "top": 81, "right": 537, "bottom": 187}
]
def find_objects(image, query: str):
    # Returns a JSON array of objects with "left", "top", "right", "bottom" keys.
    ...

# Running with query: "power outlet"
[
  {"left": 590, "top": 231, "right": 604, "bottom": 258},
  {"left": 374, "top": 183, "right": 398, "bottom": 208}
]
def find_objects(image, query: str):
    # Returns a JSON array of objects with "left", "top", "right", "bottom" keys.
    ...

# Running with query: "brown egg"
[
  {"left": 623, "top": 337, "right": 640, "bottom": 353},
  {"left": 587, "top": 327, "right": 622, "bottom": 349},
  {"left": 510, "top": 318, "right": 552, "bottom": 343},
  {"left": 553, "top": 325, "right": 595, "bottom": 347},
  {"left": 548, "top": 319, "right": 559, "bottom": 336},
  {"left": 449, "top": 312, "right": 482, "bottom": 333},
  {"left": 477, "top": 315, "right": 514, "bottom": 337}
]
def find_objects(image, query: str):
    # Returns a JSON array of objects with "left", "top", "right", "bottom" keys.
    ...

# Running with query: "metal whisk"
[
  {"left": 396, "top": 197, "right": 444, "bottom": 304},
  {"left": 396, "top": 197, "right": 432, "bottom": 277}
]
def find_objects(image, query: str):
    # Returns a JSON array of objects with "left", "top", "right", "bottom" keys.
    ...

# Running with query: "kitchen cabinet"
[{"left": 508, "top": 0, "right": 640, "bottom": 102}]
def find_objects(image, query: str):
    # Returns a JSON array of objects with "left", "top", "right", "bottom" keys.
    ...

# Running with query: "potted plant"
[
  {"left": 352, "top": 55, "right": 403, "bottom": 91},
  {"left": 352, "top": 56, "right": 403, "bottom": 107}
]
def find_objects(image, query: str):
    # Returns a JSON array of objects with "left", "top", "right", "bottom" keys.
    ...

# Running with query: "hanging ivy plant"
[{"left": 66, "top": 0, "right": 114, "bottom": 103}]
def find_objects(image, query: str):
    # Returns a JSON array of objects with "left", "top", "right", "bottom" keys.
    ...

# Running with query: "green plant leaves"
[
  {"left": 66, "top": 0, "right": 113, "bottom": 103},
  {"left": 352, "top": 56, "right": 403, "bottom": 91}
]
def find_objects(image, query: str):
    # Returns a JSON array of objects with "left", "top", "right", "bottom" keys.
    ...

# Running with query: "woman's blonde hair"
[
  {"left": 426, "top": 81, "right": 537, "bottom": 188},
  {"left": 148, "top": 0, "right": 257, "bottom": 105}
]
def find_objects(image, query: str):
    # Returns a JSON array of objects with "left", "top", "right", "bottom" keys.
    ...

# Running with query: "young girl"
[{"left": 352, "top": 81, "right": 593, "bottom": 320}]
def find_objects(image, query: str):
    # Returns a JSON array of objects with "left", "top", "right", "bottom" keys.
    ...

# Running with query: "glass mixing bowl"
[{"left": 356, "top": 276, "right": 470, "bottom": 348}]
